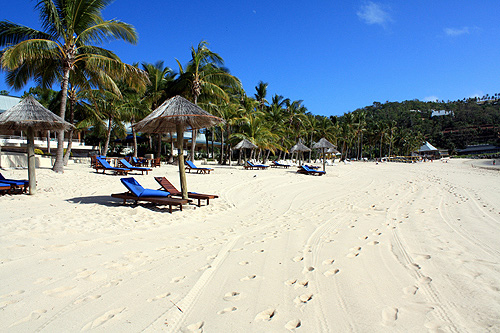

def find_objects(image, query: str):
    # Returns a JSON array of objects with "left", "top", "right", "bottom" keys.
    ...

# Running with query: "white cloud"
[
  {"left": 357, "top": 2, "right": 392, "bottom": 26},
  {"left": 444, "top": 27, "right": 470, "bottom": 36},
  {"left": 424, "top": 96, "right": 439, "bottom": 102}
]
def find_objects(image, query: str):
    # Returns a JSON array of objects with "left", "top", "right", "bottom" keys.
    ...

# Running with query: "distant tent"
[{"left": 418, "top": 141, "right": 438, "bottom": 152}]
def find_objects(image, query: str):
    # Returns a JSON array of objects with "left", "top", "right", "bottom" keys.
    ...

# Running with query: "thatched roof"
[
  {"left": 234, "top": 138, "right": 257, "bottom": 150},
  {"left": 0, "top": 95, "right": 74, "bottom": 131},
  {"left": 290, "top": 141, "right": 311, "bottom": 153},
  {"left": 327, "top": 147, "right": 341, "bottom": 154},
  {"left": 133, "top": 95, "right": 224, "bottom": 133},
  {"left": 313, "top": 138, "right": 336, "bottom": 149}
]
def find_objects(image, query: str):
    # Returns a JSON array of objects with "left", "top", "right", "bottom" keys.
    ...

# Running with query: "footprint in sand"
[
  {"left": 240, "top": 274, "right": 257, "bottom": 281},
  {"left": 74, "top": 269, "right": 97, "bottom": 281},
  {"left": 403, "top": 285, "right": 419, "bottom": 296},
  {"left": 302, "top": 266, "right": 315, "bottom": 274},
  {"left": 322, "top": 259, "right": 335, "bottom": 265},
  {"left": 294, "top": 293, "right": 313, "bottom": 306},
  {"left": 324, "top": 269, "right": 340, "bottom": 277},
  {"left": 285, "top": 319, "right": 301, "bottom": 331},
  {"left": 43, "top": 285, "right": 78, "bottom": 298},
  {"left": 170, "top": 276, "right": 186, "bottom": 283},
  {"left": 184, "top": 321, "right": 204, "bottom": 332},
  {"left": 74, "top": 295, "right": 101, "bottom": 305},
  {"left": 147, "top": 292, "right": 171, "bottom": 302},
  {"left": 367, "top": 241, "right": 380, "bottom": 246},
  {"left": 82, "top": 307, "right": 126, "bottom": 331},
  {"left": 9, "top": 309, "right": 47, "bottom": 327},
  {"left": 285, "top": 279, "right": 297, "bottom": 286},
  {"left": 0, "top": 300, "right": 18, "bottom": 310},
  {"left": 217, "top": 306, "right": 237, "bottom": 314},
  {"left": 103, "top": 279, "right": 122, "bottom": 288},
  {"left": 419, "top": 276, "right": 432, "bottom": 284},
  {"left": 416, "top": 254, "right": 431, "bottom": 260},
  {"left": 382, "top": 307, "right": 398, "bottom": 326},
  {"left": 33, "top": 277, "right": 53, "bottom": 285},
  {"left": 239, "top": 261, "right": 250, "bottom": 265},
  {"left": 1, "top": 290, "right": 25, "bottom": 298},
  {"left": 359, "top": 236, "right": 369, "bottom": 240},
  {"left": 196, "top": 264, "right": 212, "bottom": 272},
  {"left": 346, "top": 252, "right": 360, "bottom": 258},
  {"left": 253, "top": 249, "right": 265, "bottom": 254},
  {"left": 255, "top": 308, "right": 276, "bottom": 321},
  {"left": 292, "top": 256, "right": 304, "bottom": 262},
  {"left": 407, "top": 263, "right": 421, "bottom": 270},
  {"left": 223, "top": 291, "right": 241, "bottom": 301}
]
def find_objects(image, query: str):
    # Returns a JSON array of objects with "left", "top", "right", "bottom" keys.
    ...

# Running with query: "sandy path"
[{"left": 0, "top": 159, "right": 499, "bottom": 332}]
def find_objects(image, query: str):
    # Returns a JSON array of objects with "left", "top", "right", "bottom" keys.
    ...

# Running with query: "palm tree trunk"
[
  {"left": 102, "top": 117, "right": 113, "bottom": 156},
  {"left": 190, "top": 129, "right": 197, "bottom": 161},
  {"left": 63, "top": 95, "right": 76, "bottom": 165},
  {"left": 132, "top": 117, "right": 138, "bottom": 157},
  {"left": 168, "top": 132, "right": 174, "bottom": 163},
  {"left": 177, "top": 124, "right": 188, "bottom": 200},
  {"left": 219, "top": 126, "right": 225, "bottom": 165},
  {"left": 27, "top": 128, "right": 37, "bottom": 195},
  {"left": 46, "top": 130, "right": 51, "bottom": 154},
  {"left": 52, "top": 67, "right": 71, "bottom": 173},
  {"left": 157, "top": 134, "right": 162, "bottom": 159}
]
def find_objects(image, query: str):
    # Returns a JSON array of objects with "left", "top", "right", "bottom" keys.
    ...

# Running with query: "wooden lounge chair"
[
  {"left": 151, "top": 157, "right": 161, "bottom": 168},
  {"left": 0, "top": 173, "right": 29, "bottom": 193},
  {"left": 0, "top": 182, "right": 13, "bottom": 194},
  {"left": 119, "top": 159, "right": 152, "bottom": 175},
  {"left": 185, "top": 160, "right": 213, "bottom": 174},
  {"left": 111, "top": 177, "right": 189, "bottom": 213},
  {"left": 154, "top": 176, "right": 218, "bottom": 207},
  {"left": 244, "top": 161, "right": 269, "bottom": 170},
  {"left": 95, "top": 156, "right": 130, "bottom": 175},
  {"left": 297, "top": 165, "right": 326, "bottom": 176},
  {"left": 271, "top": 161, "right": 290, "bottom": 168}
]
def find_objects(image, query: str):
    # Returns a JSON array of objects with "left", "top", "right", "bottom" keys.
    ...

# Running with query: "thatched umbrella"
[
  {"left": 290, "top": 140, "right": 311, "bottom": 166},
  {"left": 133, "top": 95, "right": 224, "bottom": 199},
  {"left": 313, "top": 138, "right": 336, "bottom": 171},
  {"left": 234, "top": 138, "right": 257, "bottom": 165},
  {"left": 0, "top": 95, "right": 74, "bottom": 195}
]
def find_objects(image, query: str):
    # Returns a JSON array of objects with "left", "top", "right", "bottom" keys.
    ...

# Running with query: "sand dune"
[{"left": 1, "top": 159, "right": 499, "bottom": 332}]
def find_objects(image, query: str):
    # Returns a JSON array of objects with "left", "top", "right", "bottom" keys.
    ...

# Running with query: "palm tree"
[
  {"left": 0, "top": 0, "right": 146, "bottom": 173},
  {"left": 254, "top": 81, "right": 269, "bottom": 111},
  {"left": 175, "top": 41, "right": 241, "bottom": 161}
]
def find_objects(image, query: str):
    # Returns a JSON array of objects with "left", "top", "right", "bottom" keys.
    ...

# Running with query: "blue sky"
[{"left": 1, "top": 0, "right": 499, "bottom": 117}]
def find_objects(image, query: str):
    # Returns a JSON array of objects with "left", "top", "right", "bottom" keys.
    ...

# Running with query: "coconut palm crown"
[{"left": 0, "top": 0, "right": 145, "bottom": 173}]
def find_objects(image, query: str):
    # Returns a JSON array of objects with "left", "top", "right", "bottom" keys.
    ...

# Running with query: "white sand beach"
[{"left": 1, "top": 159, "right": 499, "bottom": 332}]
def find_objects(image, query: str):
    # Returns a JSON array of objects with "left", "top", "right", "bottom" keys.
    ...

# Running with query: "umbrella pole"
[
  {"left": 176, "top": 124, "right": 188, "bottom": 200},
  {"left": 322, "top": 148, "right": 326, "bottom": 172},
  {"left": 27, "top": 128, "right": 37, "bottom": 195}
]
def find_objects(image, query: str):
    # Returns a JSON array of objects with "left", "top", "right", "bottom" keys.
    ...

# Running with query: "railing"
[{"left": 0, "top": 135, "right": 82, "bottom": 144}]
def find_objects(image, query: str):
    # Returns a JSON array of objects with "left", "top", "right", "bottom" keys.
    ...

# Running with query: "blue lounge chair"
[
  {"left": 244, "top": 161, "right": 268, "bottom": 170},
  {"left": 271, "top": 161, "right": 290, "bottom": 168},
  {"left": 95, "top": 156, "right": 130, "bottom": 175},
  {"left": 119, "top": 159, "right": 152, "bottom": 175},
  {"left": 0, "top": 173, "right": 29, "bottom": 193},
  {"left": 297, "top": 165, "right": 326, "bottom": 176},
  {"left": 185, "top": 160, "right": 213, "bottom": 174},
  {"left": 111, "top": 177, "right": 189, "bottom": 213},
  {"left": 132, "top": 157, "right": 148, "bottom": 167}
]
